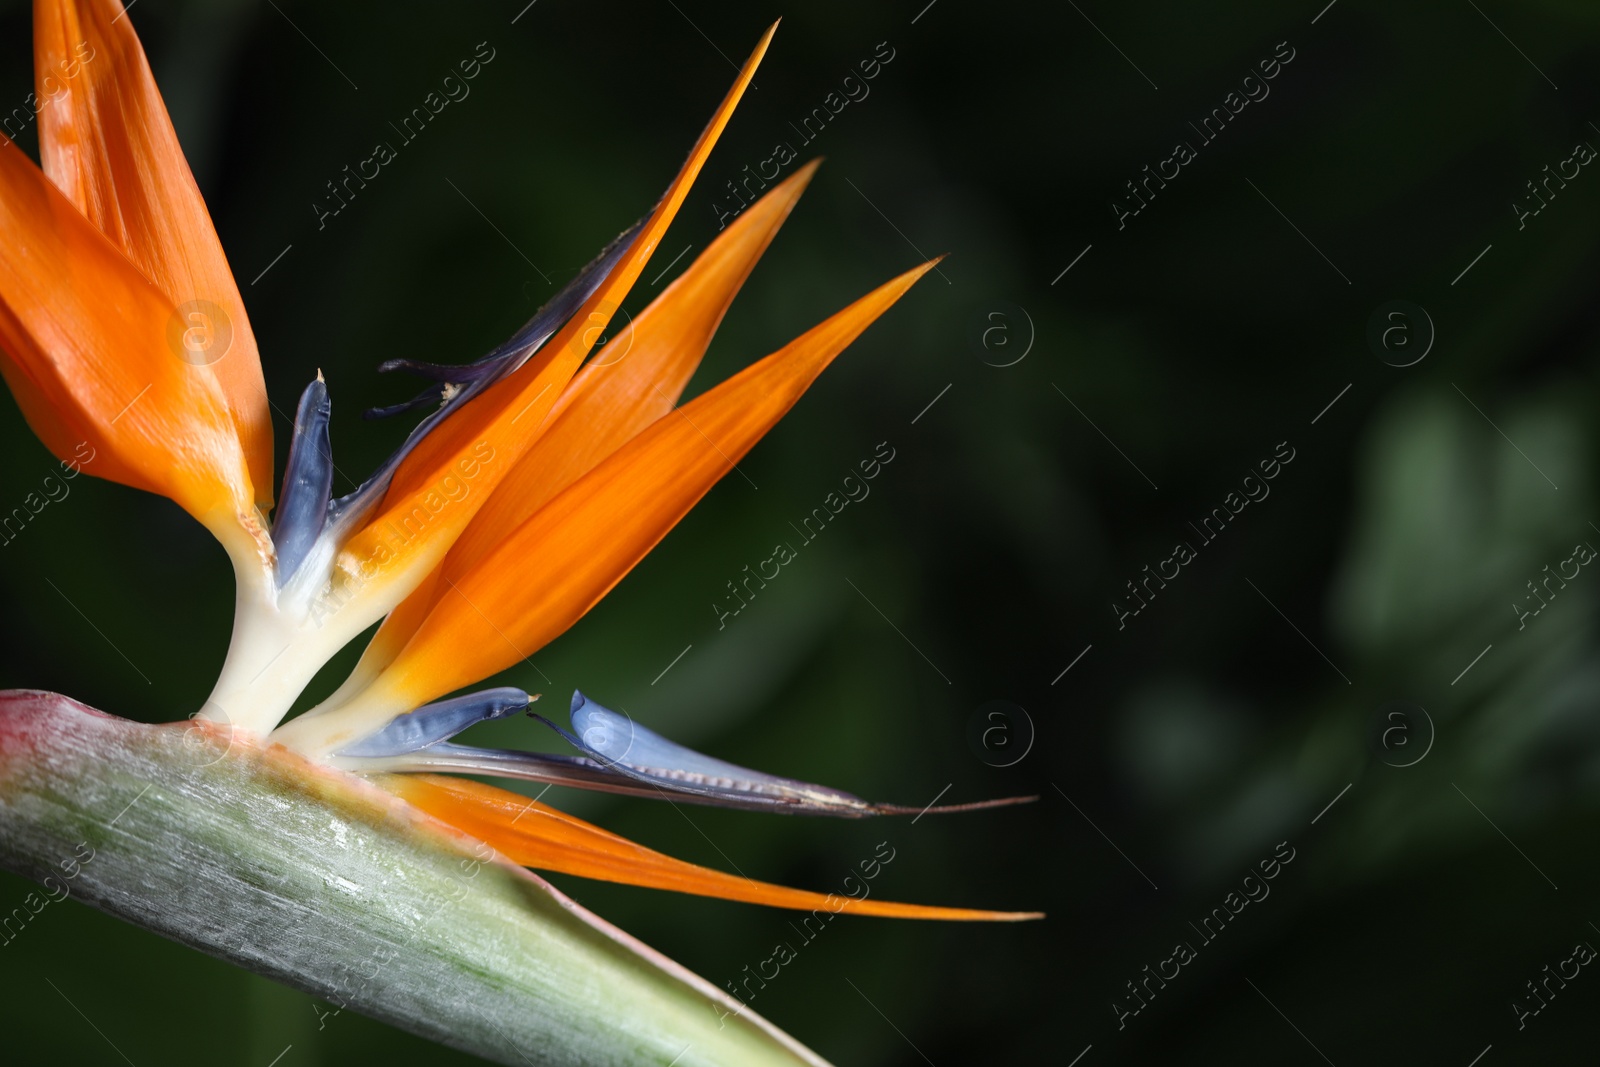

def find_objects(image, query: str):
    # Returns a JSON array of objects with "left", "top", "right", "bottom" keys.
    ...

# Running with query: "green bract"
[{"left": 0, "top": 691, "right": 828, "bottom": 1067}]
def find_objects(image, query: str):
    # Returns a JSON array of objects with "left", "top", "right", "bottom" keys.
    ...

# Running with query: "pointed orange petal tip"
[
  {"left": 791, "top": 155, "right": 823, "bottom": 183},
  {"left": 386, "top": 775, "right": 1042, "bottom": 922}
]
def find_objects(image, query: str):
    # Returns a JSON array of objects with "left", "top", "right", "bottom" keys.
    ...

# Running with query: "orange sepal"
[
  {"left": 332, "top": 25, "right": 778, "bottom": 609},
  {"left": 385, "top": 774, "right": 1041, "bottom": 922},
  {"left": 0, "top": 133, "right": 253, "bottom": 524},
  {"left": 34, "top": 0, "right": 272, "bottom": 504},
  {"left": 274, "top": 257, "right": 937, "bottom": 755},
  {"left": 375, "top": 259, "right": 935, "bottom": 724},
  {"left": 353, "top": 160, "right": 821, "bottom": 680},
  {"left": 452, "top": 157, "right": 824, "bottom": 575}
]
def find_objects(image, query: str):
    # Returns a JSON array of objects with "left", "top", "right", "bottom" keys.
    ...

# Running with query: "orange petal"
[
  {"left": 34, "top": 0, "right": 272, "bottom": 505},
  {"left": 330, "top": 25, "right": 778, "bottom": 616},
  {"left": 459, "top": 157, "right": 824, "bottom": 571},
  {"left": 0, "top": 133, "right": 253, "bottom": 526},
  {"left": 386, "top": 774, "right": 1041, "bottom": 921},
  {"left": 349, "top": 160, "right": 821, "bottom": 685},
  {"left": 276, "top": 258, "right": 936, "bottom": 755}
]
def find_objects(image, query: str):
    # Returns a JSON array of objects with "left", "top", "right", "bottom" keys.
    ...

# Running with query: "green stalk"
[{"left": 0, "top": 690, "right": 829, "bottom": 1067}]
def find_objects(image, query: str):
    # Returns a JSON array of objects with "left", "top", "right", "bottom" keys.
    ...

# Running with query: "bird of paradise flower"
[{"left": 0, "top": 3, "right": 1040, "bottom": 1063}]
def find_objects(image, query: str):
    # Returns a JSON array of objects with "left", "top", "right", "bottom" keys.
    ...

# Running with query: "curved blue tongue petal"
[
  {"left": 566, "top": 691, "right": 793, "bottom": 782},
  {"left": 548, "top": 692, "right": 1037, "bottom": 815},
  {"left": 336, "top": 687, "right": 533, "bottom": 757},
  {"left": 552, "top": 690, "right": 874, "bottom": 811}
]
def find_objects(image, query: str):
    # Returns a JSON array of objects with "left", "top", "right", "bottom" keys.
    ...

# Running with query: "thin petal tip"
[
  {"left": 874, "top": 793, "right": 1039, "bottom": 817},
  {"left": 790, "top": 156, "right": 824, "bottom": 186},
  {"left": 744, "top": 22, "right": 780, "bottom": 68},
  {"left": 898, "top": 256, "right": 947, "bottom": 288}
]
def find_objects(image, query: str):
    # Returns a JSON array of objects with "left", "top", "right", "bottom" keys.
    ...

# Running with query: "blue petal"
[
  {"left": 543, "top": 691, "right": 876, "bottom": 812},
  {"left": 348, "top": 742, "right": 690, "bottom": 802},
  {"left": 336, "top": 687, "right": 532, "bottom": 757},
  {"left": 550, "top": 693, "right": 1034, "bottom": 815},
  {"left": 272, "top": 377, "right": 334, "bottom": 585}
]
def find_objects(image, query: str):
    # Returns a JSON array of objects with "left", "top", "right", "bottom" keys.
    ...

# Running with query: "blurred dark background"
[{"left": 3, "top": 0, "right": 1600, "bottom": 1063}]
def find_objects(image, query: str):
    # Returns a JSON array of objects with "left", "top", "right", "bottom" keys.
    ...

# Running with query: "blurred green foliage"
[{"left": 2, "top": 0, "right": 1599, "bottom": 1063}]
